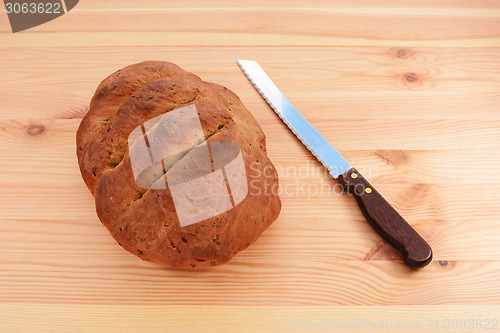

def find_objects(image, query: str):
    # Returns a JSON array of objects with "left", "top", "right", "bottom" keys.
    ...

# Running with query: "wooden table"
[{"left": 1, "top": 1, "right": 499, "bottom": 332}]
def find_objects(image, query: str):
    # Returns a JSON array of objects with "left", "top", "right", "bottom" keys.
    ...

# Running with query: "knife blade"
[{"left": 237, "top": 60, "right": 433, "bottom": 268}]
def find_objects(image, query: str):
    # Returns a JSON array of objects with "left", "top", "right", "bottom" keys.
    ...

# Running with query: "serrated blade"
[{"left": 237, "top": 60, "right": 351, "bottom": 178}]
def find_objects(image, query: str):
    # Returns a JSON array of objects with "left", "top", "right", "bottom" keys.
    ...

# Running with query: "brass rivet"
[
  {"left": 365, "top": 188, "right": 372, "bottom": 194},
  {"left": 351, "top": 173, "right": 358, "bottom": 179}
]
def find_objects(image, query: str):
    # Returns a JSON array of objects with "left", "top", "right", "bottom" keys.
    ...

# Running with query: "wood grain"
[
  {"left": 1, "top": 47, "right": 500, "bottom": 120},
  {"left": 1, "top": 256, "right": 499, "bottom": 305},
  {"left": 1, "top": 305, "right": 499, "bottom": 333},
  {"left": 1, "top": 1, "right": 500, "bottom": 47},
  {"left": 1, "top": 0, "right": 500, "bottom": 331}
]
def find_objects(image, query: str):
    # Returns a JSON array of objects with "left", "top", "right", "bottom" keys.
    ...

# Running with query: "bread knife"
[{"left": 237, "top": 60, "right": 432, "bottom": 268}]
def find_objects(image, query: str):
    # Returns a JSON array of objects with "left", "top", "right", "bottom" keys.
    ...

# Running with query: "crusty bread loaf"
[{"left": 76, "top": 61, "right": 281, "bottom": 267}]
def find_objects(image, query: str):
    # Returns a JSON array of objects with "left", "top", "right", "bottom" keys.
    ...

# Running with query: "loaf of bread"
[{"left": 76, "top": 61, "right": 281, "bottom": 267}]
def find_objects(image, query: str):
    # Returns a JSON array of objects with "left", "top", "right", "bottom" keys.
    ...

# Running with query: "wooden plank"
[
  {"left": 0, "top": 32, "right": 500, "bottom": 48},
  {"left": 1, "top": 117, "right": 499, "bottom": 152},
  {"left": 1, "top": 1, "right": 499, "bottom": 47},
  {"left": 1, "top": 47, "right": 499, "bottom": 120},
  {"left": 3, "top": 140, "right": 500, "bottom": 187},
  {"left": 0, "top": 258, "right": 499, "bottom": 305},
  {"left": 1, "top": 118, "right": 499, "bottom": 184},
  {"left": 1, "top": 32, "right": 499, "bottom": 48},
  {"left": 73, "top": 0, "right": 500, "bottom": 10},
  {"left": 2, "top": 7, "right": 500, "bottom": 36},
  {"left": 70, "top": 0, "right": 500, "bottom": 9},
  {"left": 0, "top": 304, "right": 498, "bottom": 333},
  {"left": 1, "top": 182, "right": 499, "bottom": 261}
]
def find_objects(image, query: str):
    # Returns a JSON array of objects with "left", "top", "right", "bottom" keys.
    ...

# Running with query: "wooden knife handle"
[{"left": 337, "top": 167, "right": 432, "bottom": 268}]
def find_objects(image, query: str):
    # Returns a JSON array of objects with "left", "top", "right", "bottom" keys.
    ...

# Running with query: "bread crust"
[{"left": 77, "top": 61, "right": 281, "bottom": 267}]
